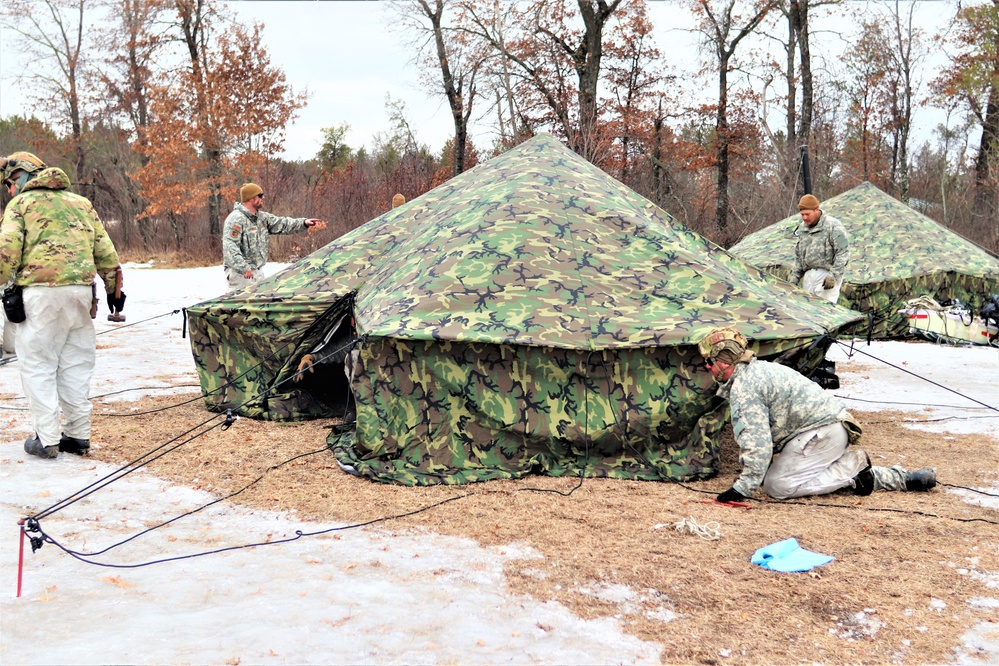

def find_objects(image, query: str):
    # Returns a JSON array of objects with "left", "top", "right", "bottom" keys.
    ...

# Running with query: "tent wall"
[
  {"left": 189, "top": 296, "right": 354, "bottom": 421},
  {"left": 756, "top": 264, "right": 999, "bottom": 339},
  {"left": 842, "top": 272, "right": 999, "bottom": 339},
  {"left": 330, "top": 335, "right": 827, "bottom": 485}
]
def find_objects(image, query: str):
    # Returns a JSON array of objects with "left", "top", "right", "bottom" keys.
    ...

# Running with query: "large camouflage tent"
[
  {"left": 186, "top": 135, "right": 863, "bottom": 486},
  {"left": 729, "top": 182, "right": 999, "bottom": 339}
]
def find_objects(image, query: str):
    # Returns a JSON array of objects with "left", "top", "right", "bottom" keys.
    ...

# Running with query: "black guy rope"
[
  {"left": 31, "top": 493, "right": 474, "bottom": 569},
  {"left": 42, "top": 446, "right": 332, "bottom": 558},
  {"left": 833, "top": 339, "right": 999, "bottom": 413},
  {"left": 28, "top": 335, "right": 363, "bottom": 521}
]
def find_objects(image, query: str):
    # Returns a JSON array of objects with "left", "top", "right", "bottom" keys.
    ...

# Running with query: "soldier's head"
[
  {"left": 1, "top": 151, "right": 46, "bottom": 196},
  {"left": 392, "top": 193, "right": 405, "bottom": 209},
  {"left": 698, "top": 327, "right": 751, "bottom": 383},
  {"left": 240, "top": 183, "right": 264, "bottom": 213},
  {"left": 798, "top": 194, "right": 822, "bottom": 227}
]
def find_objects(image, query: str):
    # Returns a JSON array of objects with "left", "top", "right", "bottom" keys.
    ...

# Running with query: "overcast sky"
[{"left": 0, "top": 0, "right": 957, "bottom": 163}]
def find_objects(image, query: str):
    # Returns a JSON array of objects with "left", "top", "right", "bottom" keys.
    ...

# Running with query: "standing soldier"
[
  {"left": 788, "top": 194, "right": 850, "bottom": 304},
  {"left": 0, "top": 152, "right": 124, "bottom": 459},
  {"left": 222, "top": 183, "right": 324, "bottom": 291}
]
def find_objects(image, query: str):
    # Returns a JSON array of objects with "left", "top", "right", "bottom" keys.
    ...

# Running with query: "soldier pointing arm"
[{"left": 222, "top": 183, "right": 326, "bottom": 291}]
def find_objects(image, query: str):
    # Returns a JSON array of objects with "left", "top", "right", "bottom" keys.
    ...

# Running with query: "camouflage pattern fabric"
[
  {"left": 870, "top": 465, "right": 908, "bottom": 491},
  {"left": 717, "top": 359, "right": 855, "bottom": 496},
  {"left": 788, "top": 213, "right": 850, "bottom": 284},
  {"left": 222, "top": 203, "right": 309, "bottom": 274},
  {"left": 187, "top": 135, "right": 863, "bottom": 484},
  {"left": 330, "top": 336, "right": 819, "bottom": 486},
  {"left": 0, "top": 167, "right": 120, "bottom": 292},
  {"left": 730, "top": 182, "right": 999, "bottom": 339}
]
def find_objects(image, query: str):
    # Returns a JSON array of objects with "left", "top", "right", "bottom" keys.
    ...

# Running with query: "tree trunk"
[
  {"left": 785, "top": 2, "right": 798, "bottom": 189},
  {"left": 716, "top": 55, "right": 730, "bottom": 232},
  {"left": 420, "top": 0, "right": 471, "bottom": 177},
  {"left": 973, "top": 82, "right": 999, "bottom": 250},
  {"left": 795, "top": 0, "right": 813, "bottom": 194}
]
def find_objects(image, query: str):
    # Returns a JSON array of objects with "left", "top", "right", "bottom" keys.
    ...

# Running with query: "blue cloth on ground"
[{"left": 751, "top": 537, "right": 834, "bottom": 572}]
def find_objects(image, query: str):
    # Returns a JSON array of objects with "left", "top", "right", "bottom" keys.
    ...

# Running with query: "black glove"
[
  {"left": 107, "top": 291, "right": 126, "bottom": 312},
  {"left": 716, "top": 487, "right": 748, "bottom": 504}
]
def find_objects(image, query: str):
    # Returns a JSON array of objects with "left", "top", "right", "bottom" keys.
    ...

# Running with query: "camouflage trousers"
[{"left": 868, "top": 464, "right": 908, "bottom": 491}]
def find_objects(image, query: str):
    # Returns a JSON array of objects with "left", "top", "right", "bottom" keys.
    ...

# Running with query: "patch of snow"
[{"left": 1, "top": 266, "right": 997, "bottom": 664}]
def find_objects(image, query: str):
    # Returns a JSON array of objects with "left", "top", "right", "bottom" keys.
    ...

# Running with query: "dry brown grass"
[{"left": 88, "top": 393, "right": 999, "bottom": 665}]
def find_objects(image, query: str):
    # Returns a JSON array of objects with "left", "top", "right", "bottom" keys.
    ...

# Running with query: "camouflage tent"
[
  {"left": 186, "top": 135, "right": 863, "bottom": 486},
  {"left": 730, "top": 182, "right": 999, "bottom": 339}
]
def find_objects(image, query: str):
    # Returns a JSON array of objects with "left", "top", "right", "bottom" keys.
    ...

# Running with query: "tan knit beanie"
[
  {"left": 798, "top": 194, "right": 820, "bottom": 210},
  {"left": 392, "top": 193, "right": 406, "bottom": 208},
  {"left": 240, "top": 183, "right": 263, "bottom": 202}
]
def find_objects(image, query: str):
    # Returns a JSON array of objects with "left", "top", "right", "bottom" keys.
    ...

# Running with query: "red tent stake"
[{"left": 17, "top": 521, "right": 25, "bottom": 598}]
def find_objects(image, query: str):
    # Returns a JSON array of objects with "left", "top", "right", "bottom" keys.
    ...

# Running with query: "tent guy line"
[
  {"left": 0, "top": 307, "right": 186, "bottom": 368},
  {"left": 21, "top": 491, "right": 473, "bottom": 571},
  {"left": 24, "top": 336, "right": 355, "bottom": 519},
  {"left": 18, "top": 445, "right": 998, "bottom": 579},
  {"left": 834, "top": 339, "right": 999, "bottom": 412}
]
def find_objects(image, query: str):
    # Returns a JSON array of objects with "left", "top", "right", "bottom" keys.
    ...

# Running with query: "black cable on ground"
[
  {"left": 46, "top": 446, "right": 333, "bottom": 558},
  {"left": 30, "top": 493, "right": 473, "bottom": 569},
  {"left": 939, "top": 481, "right": 999, "bottom": 497},
  {"left": 1, "top": 385, "right": 202, "bottom": 411},
  {"left": 94, "top": 309, "right": 183, "bottom": 335},
  {"left": 32, "top": 416, "right": 228, "bottom": 521},
  {"left": 91, "top": 384, "right": 202, "bottom": 400},
  {"left": 0, "top": 309, "right": 185, "bottom": 371},
  {"left": 753, "top": 496, "right": 999, "bottom": 526},
  {"left": 835, "top": 394, "right": 993, "bottom": 410},
  {"left": 28, "top": 336, "right": 362, "bottom": 522}
]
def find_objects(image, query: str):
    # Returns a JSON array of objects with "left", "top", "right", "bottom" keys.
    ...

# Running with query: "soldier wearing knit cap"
[
  {"left": 222, "top": 182, "right": 326, "bottom": 291},
  {"left": 788, "top": 193, "right": 850, "bottom": 304},
  {"left": 697, "top": 327, "right": 937, "bottom": 504},
  {"left": 392, "top": 193, "right": 406, "bottom": 208}
]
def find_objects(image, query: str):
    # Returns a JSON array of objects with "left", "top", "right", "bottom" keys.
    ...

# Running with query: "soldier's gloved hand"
[
  {"left": 716, "top": 487, "right": 748, "bottom": 504},
  {"left": 822, "top": 276, "right": 835, "bottom": 290},
  {"left": 295, "top": 354, "right": 316, "bottom": 382},
  {"left": 106, "top": 291, "right": 126, "bottom": 312}
]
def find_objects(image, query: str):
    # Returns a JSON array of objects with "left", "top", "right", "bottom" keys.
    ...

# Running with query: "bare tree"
[
  {"left": 691, "top": 0, "right": 775, "bottom": 234},
  {"left": 398, "top": 0, "right": 478, "bottom": 176},
  {"left": 933, "top": 0, "right": 999, "bottom": 251},
  {"left": 457, "top": 0, "right": 623, "bottom": 162},
  {"left": 1, "top": 0, "right": 96, "bottom": 195},
  {"left": 94, "top": 0, "right": 168, "bottom": 246}
]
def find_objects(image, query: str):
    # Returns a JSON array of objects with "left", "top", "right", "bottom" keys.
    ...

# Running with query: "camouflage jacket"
[
  {"left": 0, "top": 167, "right": 120, "bottom": 293},
  {"left": 789, "top": 213, "right": 850, "bottom": 284},
  {"left": 222, "top": 203, "right": 308, "bottom": 273},
  {"left": 718, "top": 358, "right": 851, "bottom": 496}
]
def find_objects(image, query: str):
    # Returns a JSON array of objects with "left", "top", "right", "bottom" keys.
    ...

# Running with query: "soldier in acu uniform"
[
  {"left": 222, "top": 183, "right": 324, "bottom": 291},
  {"left": 697, "top": 327, "right": 936, "bottom": 503},
  {"left": 0, "top": 152, "right": 124, "bottom": 459},
  {"left": 788, "top": 194, "right": 850, "bottom": 304}
]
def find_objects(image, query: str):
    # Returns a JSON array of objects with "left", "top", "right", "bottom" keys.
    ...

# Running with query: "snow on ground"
[{"left": 1, "top": 264, "right": 997, "bottom": 665}]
